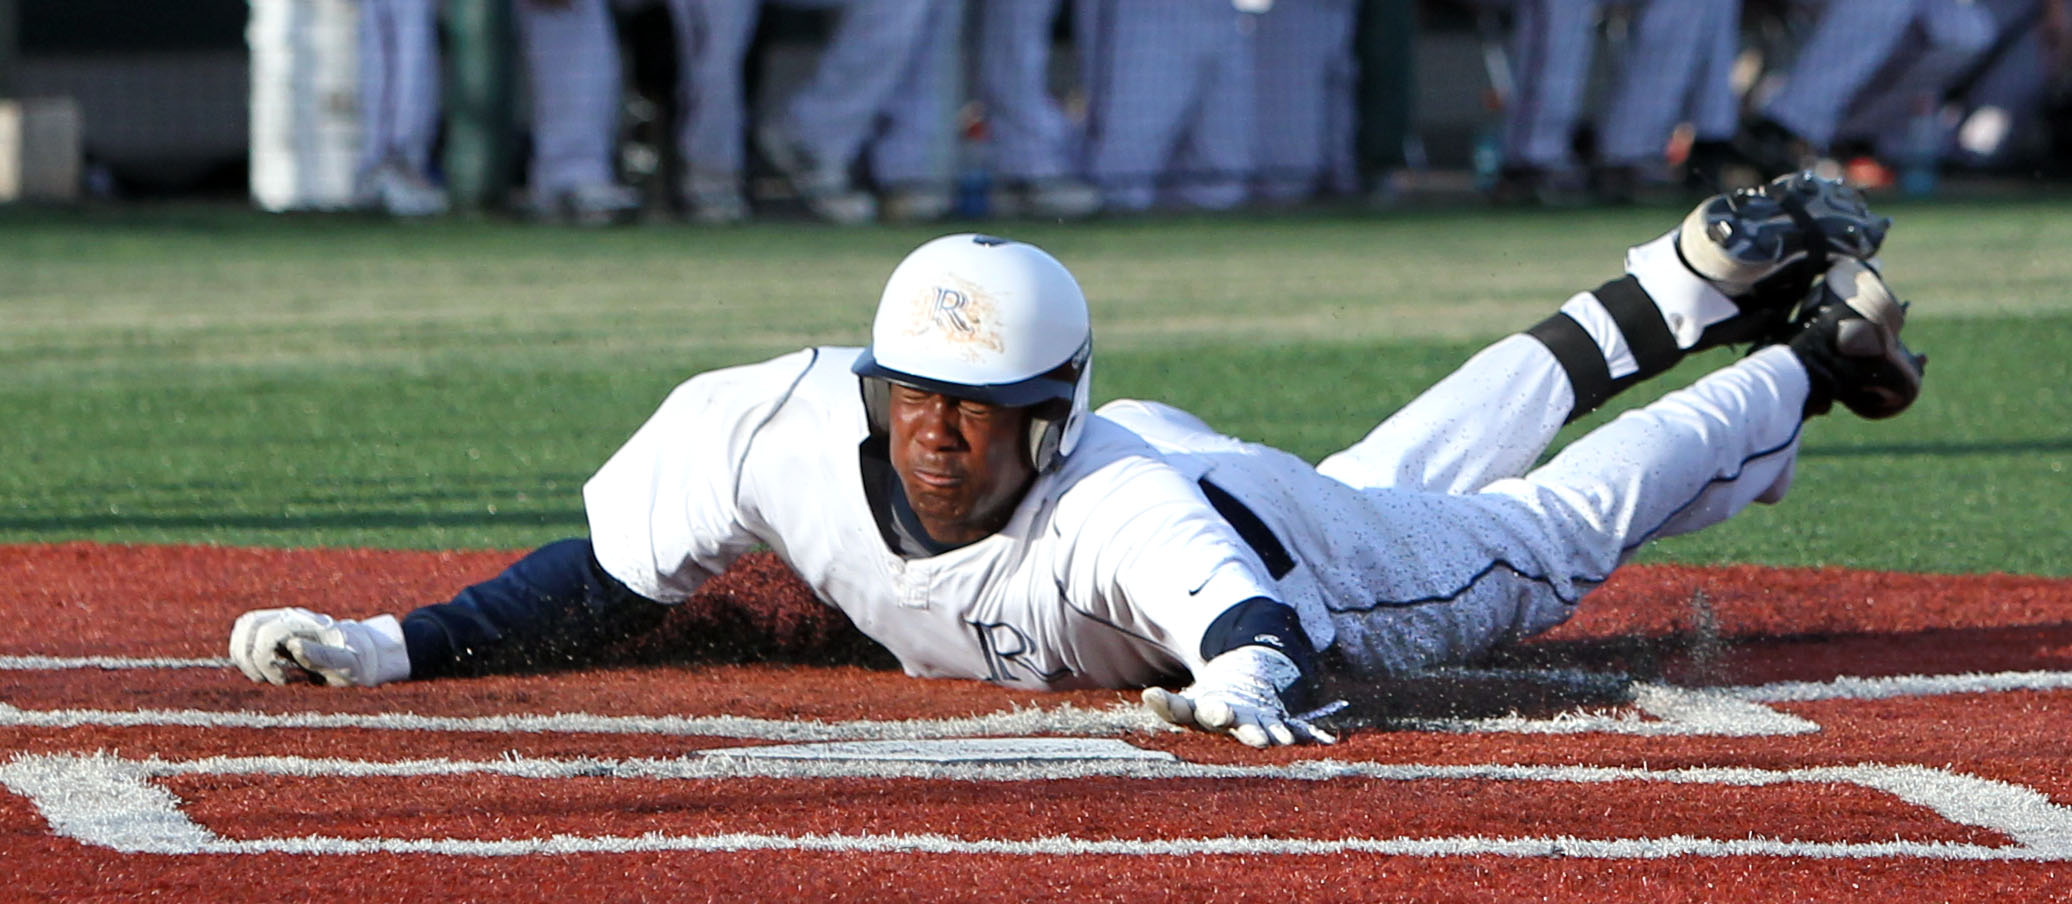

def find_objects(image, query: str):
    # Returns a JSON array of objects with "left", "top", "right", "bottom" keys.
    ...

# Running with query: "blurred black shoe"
[
  {"left": 1589, "top": 164, "right": 1640, "bottom": 205},
  {"left": 1487, "top": 165, "right": 1547, "bottom": 205},
  {"left": 1683, "top": 139, "right": 1762, "bottom": 194},
  {"left": 1489, "top": 165, "right": 1592, "bottom": 206},
  {"left": 1735, "top": 117, "right": 1815, "bottom": 181},
  {"left": 1782, "top": 260, "right": 1924, "bottom": 420}
]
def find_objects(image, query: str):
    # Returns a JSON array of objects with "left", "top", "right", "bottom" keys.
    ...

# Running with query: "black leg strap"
[
  {"left": 1526, "top": 276, "right": 1688, "bottom": 423},
  {"left": 1526, "top": 312, "right": 1614, "bottom": 422},
  {"left": 1594, "top": 275, "right": 1683, "bottom": 382}
]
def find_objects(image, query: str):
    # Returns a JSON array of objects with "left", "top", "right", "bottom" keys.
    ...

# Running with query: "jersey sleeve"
[
  {"left": 583, "top": 349, "right": 820, "bottom": 603},
  {"left": 400, "top": 537, "right": 671, "bottom": 678},
  {"left": 1050, "top": 451, "right": 1288, "bottom": 676}
]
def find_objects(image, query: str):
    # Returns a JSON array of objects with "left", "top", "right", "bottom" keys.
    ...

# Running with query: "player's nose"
[{"left": 908, "top": 395, "right": 968, "bottom": 449}]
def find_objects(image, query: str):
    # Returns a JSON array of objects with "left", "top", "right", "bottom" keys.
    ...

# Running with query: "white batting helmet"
[{"left": 852, "top": 234, "right": 1093, "bottom": 471}]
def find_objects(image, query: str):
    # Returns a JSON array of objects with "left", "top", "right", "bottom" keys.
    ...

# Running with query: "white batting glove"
[
  {"left": 1142, "top": 646, "right": 1337, "bottom": 748},
  {"left": 228, "top": 607, "right": 410, "bottom": 687}
]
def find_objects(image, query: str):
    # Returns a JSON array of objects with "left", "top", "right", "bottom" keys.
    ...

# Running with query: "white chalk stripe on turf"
[
  {"left": 0, "top": 655, "right": 232, "bottom": 670},
  {"left": 1734, "top": 669, "right": 2072, "bottom": 703},
  {"left": 0, "top": 695, "right": 1797, "bottom": 740},
  {"left": 1413, "top": 685, "right": 1819, "bottom": 737},
  {"left": 7, "top": 658, "right": 2072, "bottom": 739},
  {"left": 8, "top": 752, "right": 2072, "bottom": 860},
  {"left": 0, "top": 700, "right": 1172, "bottom": 741}
]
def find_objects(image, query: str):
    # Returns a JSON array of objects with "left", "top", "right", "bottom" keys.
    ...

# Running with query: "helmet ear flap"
[
  {"left": 1026, "top": 401, "right": 1068, "bottom": 472},
  {"left": 860, "top": 377, "right": 891, "bottom": 436},
  {"left": 1026, "top": 355, "right": 1091, "bottom": 471}
]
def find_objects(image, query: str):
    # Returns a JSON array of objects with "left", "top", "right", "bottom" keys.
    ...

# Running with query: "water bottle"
[
  {"left": 1471, "top": 90, "right": 1504, "bottom": 193},
  {"left": 1900, "top": 96, "right": 1941, "bottom": 199},
  {"left": 955, "top": 113, "right": 993, "bottom": 220}
]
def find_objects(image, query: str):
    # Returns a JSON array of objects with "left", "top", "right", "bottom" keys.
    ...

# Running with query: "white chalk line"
[
  {"left": 0, "top": 700, "right": 1172, "bottom": 742},
  {"left": 6, "top": 751, "right": 2071, "bottom": 860},
  {"left": 0, "top": 655, "right": 232, "bottom": 670},
  {"left": 11, "top": 658, "right": 2072, "bottom": 740}
]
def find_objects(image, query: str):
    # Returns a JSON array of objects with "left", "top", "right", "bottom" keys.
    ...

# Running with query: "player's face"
[{"left": 886, "top": 384, "right": 1036, "bottom": 546}]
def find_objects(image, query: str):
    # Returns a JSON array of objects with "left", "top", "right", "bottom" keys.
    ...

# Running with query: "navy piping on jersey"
[
  {"left": 1057, "top": 593, "right": 1166, "bottom": 647},
  {"left": 1053, "top": 588, "right": 1189, "bottom": 671},
  {"left": 1327, "top": 419, "right": 1803, "bottom": 614},
  {"left": 734, "top": 348, "right": 821, "bottom": 507}
]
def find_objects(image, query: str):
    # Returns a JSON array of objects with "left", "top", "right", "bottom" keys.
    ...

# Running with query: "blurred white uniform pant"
[
  {"left": 516, "top": 0, "right": 633, "bottom": 197},
  {"left": 978, "top": 0, "right": 1080, "bottom": 184},
  {"left": 356, "top": 0, "right": 442, "bottom": 180},
  {"left": 1252, "top": 0, "right": 1360, "bottom": 201},
  {"left": 667, "top": 0, "right": 955, "bottom": 187},
  {"left": 1597, "top": 0, "right": 1741, "bottom": 167},
  {"left": 1078, "top": 0, "right": 1256, "bottom": 210},
  {"left": 1763, "top": 0, "right": 1993, "bottom": 149}
]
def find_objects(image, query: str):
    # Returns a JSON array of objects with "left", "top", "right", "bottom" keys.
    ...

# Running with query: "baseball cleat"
[
  {"left": 532, "top": 182, "right": 641, "bottom": 227},
  {"left": 681, "top": 171, "right": 749, "bottom": 226},
  {"left": 990, "top": 178, "right": 1103, "bottom": 220},
  {"left": 354, "top": 161, "right": 450, "bottom": 218},
  {"left": 1677, "top": 171, "right": 1890, "bottom": 299},
  {"left": 1785, "top": 259, "right": 1925, "bottom": 420},
  {"left": 755, "top": 122, "right": 877, "bottom": 226}
]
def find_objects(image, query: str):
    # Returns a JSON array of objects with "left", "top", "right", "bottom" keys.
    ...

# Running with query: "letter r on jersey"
[{"left": 970, "top": 621, "right": 1070, "bottom": 684}]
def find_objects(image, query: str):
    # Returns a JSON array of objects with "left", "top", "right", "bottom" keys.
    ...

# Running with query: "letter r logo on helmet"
[
  {"left": 931, "top": 286, "right": 974, "bottom": 334},
  {"left": 853, "top": 234, "right": 1094, "bottom": 471}
]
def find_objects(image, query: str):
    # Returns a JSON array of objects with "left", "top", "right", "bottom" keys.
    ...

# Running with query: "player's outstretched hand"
[
  {"left": 228, "top": 607, "right": 410, "bottom": 687},
  {"left": 1141, "top": 646, "right": 1337, "bottom": 748}
]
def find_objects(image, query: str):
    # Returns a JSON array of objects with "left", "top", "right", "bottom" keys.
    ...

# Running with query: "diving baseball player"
[{"left": 230, "top": 174, "right": 1920, "bottom": 748}]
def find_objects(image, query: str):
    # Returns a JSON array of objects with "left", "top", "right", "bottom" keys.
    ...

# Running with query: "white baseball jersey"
[
  {"left": 583, "top": 239, "right": 1814, "bottom": 684},
  {"left": 583, "top": 346, "right": 1285, "bottom": 690}
]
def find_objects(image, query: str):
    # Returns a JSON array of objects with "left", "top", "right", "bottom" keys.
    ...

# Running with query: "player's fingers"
[
  {"left": 1290, "top": 719, "right": 1338, "bottom": 746},
  {"left": 1193, "top": 698, "right": 1236, "bottom": 731},
  {"left": 246, "top": 622, "right": 303, "bottom": 685},
  {"left": 1266, "top": 719, "right": 1297, "bottom": 747},
  {"left": 228, "top": 612, "right": 267, "bottom": 683},
  {"left": 1232, "top": 721, "right": 1271, "bottom": 749},
  {"left": 1141, "top": 688, "right": 1194, "bottom": 727},
  {"left": 272, "top": 650, "right": 325, "bottom": 685},
  {"left": 285, "top": 637, "right": 355, "bottom": 687}
]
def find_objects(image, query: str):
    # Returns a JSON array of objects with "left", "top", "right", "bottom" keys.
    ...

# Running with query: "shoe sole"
[{"left": 1829, "top": 261, "right": 1924, "bottom": 418}]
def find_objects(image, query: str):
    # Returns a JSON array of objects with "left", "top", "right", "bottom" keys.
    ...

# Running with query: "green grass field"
[{"left": 3, "top": 199, "right": 2067, "bottom": 575}]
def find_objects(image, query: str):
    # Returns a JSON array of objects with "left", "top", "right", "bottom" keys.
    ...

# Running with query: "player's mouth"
[{"left": 908, "top": 466, "right": 964, "bottom": 488}]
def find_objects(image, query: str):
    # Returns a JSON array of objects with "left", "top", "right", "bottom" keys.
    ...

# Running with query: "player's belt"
[{"left": 1197, "top": 478, "right": 1296, "bottom": 580}]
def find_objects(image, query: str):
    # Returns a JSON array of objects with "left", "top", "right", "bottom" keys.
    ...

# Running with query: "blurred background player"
[
  {"left": 1740, "top": 0, "right": 1993, "bottom": 179},
  {"left": 1077, "top": 0, "right": 1259, "bottom": 212},
  {"left": 748, "top": 0, "right": 963, "bottom": 225},
  {"left": 1939, "top": 0, "right": 2072, "bottom": 170},
  {"left": 1592, "top": 0, "right": 1750, "bottom": 201},
  {"left": 353, "top": 0, "right": 449, "bottom": 216},
  {"left": 515, "top": 0, "right": 645, "bottom": 225},
  {"left": 972, "top": 0, "right": 1102, "bottom": 219},
  {"left": 1483, "top": 0, "right": 1601, "bottom": 203},
  {"left": 1251, "top": 0, "right": 1362, "bottom": 204},
  {"left": 664, "top": 0, "right": 761, "bottom": 223}
]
